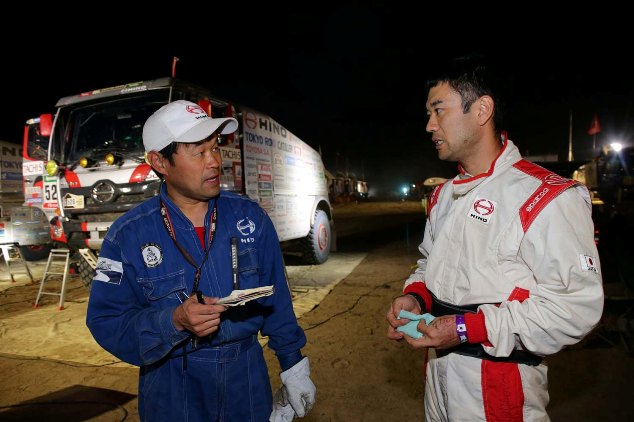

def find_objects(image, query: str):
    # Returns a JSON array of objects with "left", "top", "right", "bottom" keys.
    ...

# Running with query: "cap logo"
[{"left": 185, "top": 104, "right": 207, "bottom": 115}]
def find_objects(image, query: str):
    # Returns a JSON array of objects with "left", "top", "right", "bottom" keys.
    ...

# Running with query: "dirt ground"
[{"left": 1, "top": 201, "right": 633, "bottom": 421}]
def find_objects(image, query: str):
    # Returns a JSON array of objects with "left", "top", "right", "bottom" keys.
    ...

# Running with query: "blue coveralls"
[{"left": 86, "top": 184, "right": 306, "bottom": 421}]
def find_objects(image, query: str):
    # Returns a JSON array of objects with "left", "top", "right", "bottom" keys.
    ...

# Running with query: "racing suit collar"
[{"left": 451, "top": 140, "right": 522, "bottom": 196}]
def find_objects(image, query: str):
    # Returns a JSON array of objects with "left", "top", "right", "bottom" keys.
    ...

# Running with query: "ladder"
[
  {"left": 0, "top": 242, "right": 34, "bottom": 283},
  {"left": 34, "top": 248, "right": 71, "bottom": 310}
]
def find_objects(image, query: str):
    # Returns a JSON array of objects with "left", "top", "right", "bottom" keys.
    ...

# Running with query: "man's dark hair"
[
  {"left": 426, "top": 53, "right": 507, "bottom": 137},
  {"left": 158, "top": 143, "right": 179, "bottom": 165}
]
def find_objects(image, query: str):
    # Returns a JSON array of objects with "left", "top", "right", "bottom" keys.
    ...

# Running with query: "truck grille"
[{"left": 61, "top": 180, "right": 160, "bottom": 216}]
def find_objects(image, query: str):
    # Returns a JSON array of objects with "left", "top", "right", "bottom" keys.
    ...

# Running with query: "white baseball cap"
[{"left": 143, "top": 100, "right": 238, "bottom": 152}]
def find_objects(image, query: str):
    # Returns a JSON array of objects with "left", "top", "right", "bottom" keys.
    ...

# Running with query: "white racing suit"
[{"left": 404, "top": 140, "right": 604, "bottom": 421}]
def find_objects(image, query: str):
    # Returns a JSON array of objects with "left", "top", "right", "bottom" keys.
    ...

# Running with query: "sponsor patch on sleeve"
[
  {"left": 94, "top": 257, "right": 124, "bottom": 285},
  {"left": 579, "top": 254, "right": 599, "bottom": 273}
]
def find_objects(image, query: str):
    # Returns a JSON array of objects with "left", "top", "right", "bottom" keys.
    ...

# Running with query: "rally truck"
[
  {"left": 0, "top": 138, "right": 52, "bottom": 261},
  {"left": 23, "top": 78, "right": 334, "bottom": 274}
]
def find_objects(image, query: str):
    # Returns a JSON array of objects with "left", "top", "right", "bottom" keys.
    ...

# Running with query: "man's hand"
[
  {"left": 280, "top": 357, "right": 316, "bottom": 417},
  {"left": 269, "top": 387, "right": 295, "bottom": 422},
  {"left": 386, "top": 294, "right": 421, "bottom": 341},
  {"left": 172, "top": 295, "right": 227, "bottom": 337},
  {"left": 403, "top": 314, "right": 462, "bottom": 350}
]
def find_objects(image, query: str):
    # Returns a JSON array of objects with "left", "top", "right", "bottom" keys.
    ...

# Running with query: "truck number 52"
[{"left": 45, "top": 184, "right": 58, "bottom": 200}]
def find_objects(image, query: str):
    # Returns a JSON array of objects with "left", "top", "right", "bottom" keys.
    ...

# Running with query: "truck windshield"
[{"left": 59, "top": 92, "right": 170, "bottom": 162}]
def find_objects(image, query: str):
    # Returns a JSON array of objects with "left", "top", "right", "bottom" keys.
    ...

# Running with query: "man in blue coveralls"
[{"left": 86, "top": 100, "right": 316, "bottom": 421}]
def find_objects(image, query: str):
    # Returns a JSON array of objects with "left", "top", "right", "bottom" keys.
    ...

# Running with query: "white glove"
[
  {"left": 279, "top": 356, "right": 316, "bottom": 417},
  {"left": 269, "top": 387, "right": 295, "bottom": 422}
]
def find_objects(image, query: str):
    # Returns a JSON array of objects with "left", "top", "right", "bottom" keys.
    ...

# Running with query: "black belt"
[{"left": 431, "top": 293, "right": 543, "bottom": 366}]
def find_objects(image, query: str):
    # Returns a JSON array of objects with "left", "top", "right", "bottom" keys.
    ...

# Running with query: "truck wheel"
[
  {"left": 78, "top": 254, "right": 96, "bottom": 289},
  {"left": 19, "top": 244, "right": 53, "bottom": 261},
  {"left": 301, "top": 209, "right": 331, "bottom": 265}
]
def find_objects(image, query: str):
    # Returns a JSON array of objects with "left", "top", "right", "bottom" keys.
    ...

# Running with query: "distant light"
[
  {"left": 401, "top": 186, "right": 408, "bottom": 195},
  {"left": 610, "top": 142, "right": 623, "bottom": 152}
]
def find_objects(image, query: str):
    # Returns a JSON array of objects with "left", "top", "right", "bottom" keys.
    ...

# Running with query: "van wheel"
[
  {"left": 301, "top": 209, "right": 331, "bottom": 264},
  {"left": 19, "top": 244, "right": 53, "bottom": 261}
]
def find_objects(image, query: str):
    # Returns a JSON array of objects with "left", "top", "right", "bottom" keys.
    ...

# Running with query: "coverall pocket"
[
  {"left": 237, "top": 248, "right": 259, "bottom": 288},
  {"left": 137, "top": 270, "right": 187, "bottom": 302}
]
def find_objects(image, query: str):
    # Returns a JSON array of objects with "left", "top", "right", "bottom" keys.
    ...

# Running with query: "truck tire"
[
  {"left": 19, "top": 244, "right": 53, "bottom": 261},
  {"left": 301, "top": 209, "right": 331, "bottom": 265},
  {"left": 78, "top": 254, "right": 96, "bottom": 289}
]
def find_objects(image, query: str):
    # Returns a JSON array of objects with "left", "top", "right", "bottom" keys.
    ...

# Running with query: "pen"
[
  {"left": 231, "top": 237, "right": 239, "bottom": 290},
  {"left": 191, "top": 270, "right": 205, "bottom": 348}
]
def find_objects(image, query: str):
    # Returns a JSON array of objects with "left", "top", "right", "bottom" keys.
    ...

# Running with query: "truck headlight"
[
  {"left": 45, "top": 160, "right": 59, "bottom": 176},
  {"left": 105, "top": 153, "right": 118, "bottom": 165},
  {"left": 79, "top": 157, "right": 96, "bottom": 168}
]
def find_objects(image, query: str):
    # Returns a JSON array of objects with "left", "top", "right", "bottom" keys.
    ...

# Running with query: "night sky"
[{"left": 3, "top": 5, "right": 633, "bottom": 197}]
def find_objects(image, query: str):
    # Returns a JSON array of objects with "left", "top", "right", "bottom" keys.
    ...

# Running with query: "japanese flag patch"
[
  {"left": 579, "top": 254, "right": 599, "bottom": 274},
  {"left": 94, "top": 257, "right": 124, "bottom": 285}
]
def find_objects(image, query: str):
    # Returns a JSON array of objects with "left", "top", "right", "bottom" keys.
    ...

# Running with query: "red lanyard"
[{"left": 160, "top": 199, "right": 217, "bottom": 303}]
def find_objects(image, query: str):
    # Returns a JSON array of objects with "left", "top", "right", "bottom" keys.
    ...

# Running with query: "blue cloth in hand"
[{"left": 396, "top": 310, "right": 436, "bottom": 339}]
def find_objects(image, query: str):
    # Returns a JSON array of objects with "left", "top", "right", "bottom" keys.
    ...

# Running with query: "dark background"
[{"left": 3, "top": 4, "right": 633, "bottom": 197}]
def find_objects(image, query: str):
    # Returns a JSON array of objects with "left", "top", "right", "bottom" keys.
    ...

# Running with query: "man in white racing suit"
[{"left": 386, "top": 54, "right": 604, "bottom": 421}]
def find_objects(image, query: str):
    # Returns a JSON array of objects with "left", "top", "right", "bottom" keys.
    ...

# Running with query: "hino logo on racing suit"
[{"left": 468, "top": 198, "right": 496, "bottom": 225}]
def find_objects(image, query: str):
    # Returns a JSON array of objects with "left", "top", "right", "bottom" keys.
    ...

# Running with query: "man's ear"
[
  {"left": 147, "top": 151, "right": 167, "bottom": 174},
  {"left": 477, "top": 95, "right": 494, "bottom": 125}
]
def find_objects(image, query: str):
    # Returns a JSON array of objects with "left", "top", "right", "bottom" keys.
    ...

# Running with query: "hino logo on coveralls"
[{"left": 237, "top": 217, "right": 256, "bottom": 243}]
